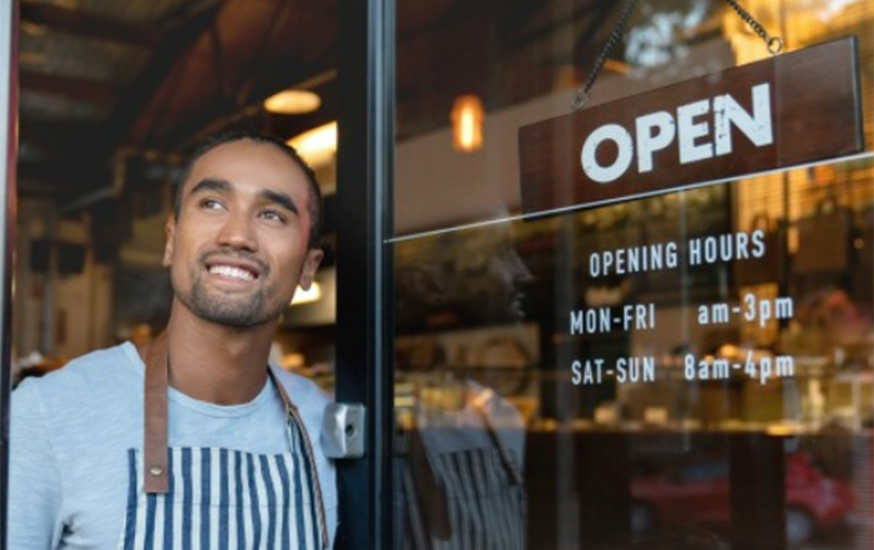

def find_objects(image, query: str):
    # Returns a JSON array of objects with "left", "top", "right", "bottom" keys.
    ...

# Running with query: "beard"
[
  {"left": 177, "top": 279, "right": 283, "bottom": 327},
  {"left": 174, "top": 252, "right": 285, "bottom": 328}
]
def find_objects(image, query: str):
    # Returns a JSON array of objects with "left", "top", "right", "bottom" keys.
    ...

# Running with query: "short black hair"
[{"left": 174, "top": 131, "right": 323, "bottom": 248}]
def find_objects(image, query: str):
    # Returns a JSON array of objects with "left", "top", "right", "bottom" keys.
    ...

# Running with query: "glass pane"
[
  {"left": 394, "top": 0, "right": 874, "bottom": 238},
  {"left": 393, "top": 2, "right": 874, "bottom": 549}
]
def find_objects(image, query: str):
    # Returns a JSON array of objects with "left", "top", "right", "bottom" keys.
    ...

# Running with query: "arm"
[{"left": 8, "top": 380, "right": 65, "bottom": 550}]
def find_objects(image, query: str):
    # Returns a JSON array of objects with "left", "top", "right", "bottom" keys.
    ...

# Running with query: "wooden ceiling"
[
  {"left": 18, "top": 0, "right": 338, "bottom": 202},
  {"left": 17, "top": 0, "right": 642, "bottom": 202}
]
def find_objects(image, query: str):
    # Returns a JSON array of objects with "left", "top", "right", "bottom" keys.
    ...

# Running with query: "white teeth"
[{"left": 209, "top": 265, "right": 255, "bottom": 281}]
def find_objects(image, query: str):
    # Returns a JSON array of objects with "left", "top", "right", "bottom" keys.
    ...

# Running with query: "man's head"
[
  {"left": 164, "top": 132, "right": 324, "bottom": 328},
  {"left": 397, "top": 223, "right": 533, "bottom": 327},
  {"left": 174, "top": 132, "right": 323, "bottom": 247}
]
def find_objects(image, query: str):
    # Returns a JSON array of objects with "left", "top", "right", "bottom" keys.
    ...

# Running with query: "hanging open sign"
[{"left": 518, "top": 37, "right": 865, "bottom": 215}]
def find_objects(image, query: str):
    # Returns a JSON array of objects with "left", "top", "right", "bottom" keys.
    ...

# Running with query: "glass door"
[{"left": 389, "top": 1, "right": 874, "bottom": 549}]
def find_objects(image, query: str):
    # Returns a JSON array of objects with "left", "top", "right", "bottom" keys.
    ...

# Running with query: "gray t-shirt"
[{"left": 9, "top": 342, "right": 337, "bottom": 550}]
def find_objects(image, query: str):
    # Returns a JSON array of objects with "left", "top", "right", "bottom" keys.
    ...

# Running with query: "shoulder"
[
  {"left": 10, "top": 343, "right": 142, "bottom": 502},
  {"left": 268, "top": 366, "right": 333, "bottom": 450},
  {"left": 12, "top": 343, "right": 142, "bottom": 438},
  {"left": 268, "top": 366, "right": 334, "bottom": 455},
  {"left": 16, "top": 343, "right": 140, "bottom": 401},
  {"left": 268, "top": 366, "right": 337, "bottom": 505},
  {"left": 269, "top": 366, "right": 332, "bottom": 413}
]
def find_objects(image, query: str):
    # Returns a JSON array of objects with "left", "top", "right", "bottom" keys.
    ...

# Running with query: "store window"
[{"left": 392, "top": 1, "right": 873, "bottom": 549}]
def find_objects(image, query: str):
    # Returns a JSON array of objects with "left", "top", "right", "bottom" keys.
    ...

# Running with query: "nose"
[{"left": 215, "top": 210, "right": 258, "bottom": 252}]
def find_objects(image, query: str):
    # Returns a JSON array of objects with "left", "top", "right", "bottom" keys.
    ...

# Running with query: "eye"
[
  {"left": 199, "top": 198, "right": 225, "bottom": 210},
  {"left": 260, "top": 209, "right": 287, "bottom": 223}
]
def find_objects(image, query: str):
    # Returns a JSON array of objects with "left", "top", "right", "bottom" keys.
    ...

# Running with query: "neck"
[{"left": 154, "top": 298, "right": 278, "bottom": 405}]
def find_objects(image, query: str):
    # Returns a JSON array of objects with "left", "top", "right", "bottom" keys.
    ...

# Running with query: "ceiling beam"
[
  {"left": 20, "top": 1, "right": 157, "bottom": 48},
  {"left": 102, "top": 0, "right": 224, "bottom": 151},
  {"left": 20, "top": 70, "right": 117, "bottom": 104}
]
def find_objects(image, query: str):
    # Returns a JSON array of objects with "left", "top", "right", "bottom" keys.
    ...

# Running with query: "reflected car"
[{"left": 631, "top": 453, "right": 855, "bottom": 545}]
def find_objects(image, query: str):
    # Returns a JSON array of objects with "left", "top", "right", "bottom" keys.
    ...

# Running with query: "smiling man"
[{"left": 9, "top": 133, "right": 337, "bottom": 550}]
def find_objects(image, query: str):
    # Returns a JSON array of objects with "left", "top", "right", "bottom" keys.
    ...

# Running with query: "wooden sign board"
[{"left": 518, "top": 37, "right": 865, "bottom": 215}]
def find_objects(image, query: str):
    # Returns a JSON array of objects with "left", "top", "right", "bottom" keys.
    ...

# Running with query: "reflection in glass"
[
  {"left": 394, "top": 1, "right": 874, "bottom": 548},
  {"left": 395, "top": 225, "right": 530, "bottom": 550}
]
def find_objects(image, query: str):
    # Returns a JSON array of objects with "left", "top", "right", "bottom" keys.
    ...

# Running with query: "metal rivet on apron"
[{"left": 149, "top": 465, "right": 163, "bottom": 476}]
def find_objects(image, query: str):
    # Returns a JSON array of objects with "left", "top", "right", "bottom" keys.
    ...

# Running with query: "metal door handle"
[{"left": 321, "top": 403, "right": 366, "bottom": 459}]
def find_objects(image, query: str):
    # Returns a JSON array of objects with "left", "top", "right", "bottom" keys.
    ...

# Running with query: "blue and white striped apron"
[
  {"left": 396, "top": 402, "right": 527, "bottom": 550},
  {"left": 128, "top": 335, "right": 329, "bottom": 550},
  {"left": 118, "top": 419, "right": 323, "bottom": 549}
]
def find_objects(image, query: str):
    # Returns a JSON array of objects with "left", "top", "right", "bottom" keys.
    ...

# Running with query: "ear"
[
  {"left": 162, "top": 215, "right": 177, "bottom": 268},
  {"left": 298, "top": 248, "right": 324, "bottom": 290}
]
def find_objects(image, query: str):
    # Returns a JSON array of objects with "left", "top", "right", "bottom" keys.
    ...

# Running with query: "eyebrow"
[
  {"left": 189, "top": 178, "right": 232, "bottom": 196},
  {"left": 189, "top": 177, "right": 299, "bottom": 216},
  {"left": 258, "top": 188, "right": 299, "bottom": 216}
]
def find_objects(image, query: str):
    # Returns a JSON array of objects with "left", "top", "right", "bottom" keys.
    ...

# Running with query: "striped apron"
[
  {"left": 121, "top": 334, "right": 329, "bottom": 550},
  {"left": 396, "top": 403, "right": 527, "bottom": 550}
]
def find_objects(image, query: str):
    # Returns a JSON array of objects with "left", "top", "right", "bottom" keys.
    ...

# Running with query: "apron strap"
[
  {"left": 143, "top": 332, "right": 169, "bottom": 494},
  {"left": 141, "top": 334, "right": 330, "bottom": 548},
  {"left": 471, "top": 398, "right": 524, "bottom": 486},
  {"left": 268, "top": 368, "right": 331, "bottom": 549}
]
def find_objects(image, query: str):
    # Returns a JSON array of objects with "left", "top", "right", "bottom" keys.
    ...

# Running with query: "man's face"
[
  {"left": 419, "top": 222, "right": 529, "bottom": 324},
  {"left": 164, "top": 139, "right": 323, "bottom": 328},
  {"left": 455, "top": 237, "right": 533, "bottom": 324}
]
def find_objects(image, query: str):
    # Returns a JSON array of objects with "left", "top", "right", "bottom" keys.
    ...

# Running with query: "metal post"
[{"left": 335, "top": 0, "right": 394, "bottom": 547}]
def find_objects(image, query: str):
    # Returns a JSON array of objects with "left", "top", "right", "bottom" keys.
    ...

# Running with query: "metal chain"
[
  {"left": 572, "top": 0, "right": 784, "bottom": 112},
  {"left": 722, "top": 0, "right": 784, "bottom": 54},
  {"left": 572, "top": 0, "right": 639, "bottom": 112}
]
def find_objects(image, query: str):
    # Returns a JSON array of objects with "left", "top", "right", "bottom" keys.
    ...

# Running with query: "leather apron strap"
[
  {"left": 141, "top": 333, "right": 330, "bottom": 548},
  {"left": 268, "top": 370, "right": 331, "bottom": 549},
  {"left": 143, "top": 332, "right": 169, "bottom": 494}
]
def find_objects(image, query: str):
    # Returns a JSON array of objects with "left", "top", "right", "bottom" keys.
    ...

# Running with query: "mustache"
[{"left": 198, "top": 249, "right": 270, "bottom": 276}]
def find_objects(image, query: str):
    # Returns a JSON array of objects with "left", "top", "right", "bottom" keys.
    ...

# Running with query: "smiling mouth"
[{"left": 208, "top": 264, "right": 258, "bottom": 282}]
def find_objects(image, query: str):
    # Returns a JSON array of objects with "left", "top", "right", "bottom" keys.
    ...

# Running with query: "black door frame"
[{"left": 335, "top": 0, "right": 395, "bottom": 548}]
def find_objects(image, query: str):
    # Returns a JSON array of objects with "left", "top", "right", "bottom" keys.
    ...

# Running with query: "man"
[{"left": 9, "top": 132, "right": 337, "bottom": 549}]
